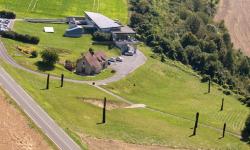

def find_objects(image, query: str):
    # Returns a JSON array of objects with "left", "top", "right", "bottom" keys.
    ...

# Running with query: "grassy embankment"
[{"left": 0, "top": 45, "right": 249, "bottom": 149}]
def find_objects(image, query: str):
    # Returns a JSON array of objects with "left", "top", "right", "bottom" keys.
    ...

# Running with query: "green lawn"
[
  {"left": 103, "top": 45, "right": 250, "bottom": 135},
  {"left": 0, "top": 0, "right": 128, "bottom": 24},
  {"left": 1, "top": 53, "right": 249, "bottom": 149},
  {"left": 2, "top": 21, "right": 121, "bottom": 80}
]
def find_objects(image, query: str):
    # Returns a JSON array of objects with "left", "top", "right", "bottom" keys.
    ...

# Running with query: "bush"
[
  {"left": 0, "top": 10, "right": 16, "bottom": 19},
  {"left": 0, "top": 31, "right": 39, "bottom": 44},
  {"left": 31, "top": 51, "right": 38, "bottom": 58},
  {"left": 223, "top": 90, "right": 231, "bottom": 95},
  {"left": 41, "top": 50, "right": 59, "bottom": 66},
  {"left": 64, "top": 60, "right": 75, "bottom": 71},
  {"left": 93, "top": 31, "right": 111, "bottom": 41}
]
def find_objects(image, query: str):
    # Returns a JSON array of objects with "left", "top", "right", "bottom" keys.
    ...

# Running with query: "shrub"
[
  {"left": 31, "top": 51, "right": 38, "bottom": 58},
  {"left": 41, "top": 49, "right": 59, "bottom": 66},
  {"left": 64, "top": 60, "right": 75, "bottom": 71},
  {"left": 223, "top": 90, "right": 231, "bottom": 95},
  {"left": 0, "top": 31, "right": 39, "bottom": 44},
  {"left": 93, "top": 31, "right": 111, "bottom": 41},
  {"left": 0, "top": 10, "right": 16, "bottom": 19}
]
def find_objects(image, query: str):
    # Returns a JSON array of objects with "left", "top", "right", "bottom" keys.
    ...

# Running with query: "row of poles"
[
  {"left": 46, "top": 74, "right": 64, "bottom": 89},
  {"left": 45, "top": 75, "right": 228, "bottom": 134},
  {"left": 192, "top": 112, "right": 227, "bottom": 138}
]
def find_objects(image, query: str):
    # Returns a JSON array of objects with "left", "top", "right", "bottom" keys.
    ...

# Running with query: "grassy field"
[
  {"left": 0, "top": 51, "right": 249, "bottom": 149},
  {"left": 2, "top": 21, "right": 121, "bottom": 80},
  {"left": 103, "top": 45, "right": 250, "bottom": 135},
  {"left": 0, "top": 0, "right": 128, "bottom": 23}
]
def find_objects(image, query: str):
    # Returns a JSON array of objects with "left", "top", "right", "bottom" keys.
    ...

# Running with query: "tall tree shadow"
[{"left": 35, "top": 61, "right": 55, "bottom": 71}]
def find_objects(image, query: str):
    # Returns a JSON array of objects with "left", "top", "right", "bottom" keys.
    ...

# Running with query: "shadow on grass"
[
  {"left": 35, "top": 61, "right": 55, "bottom": 71},
  {"left": 241, "top": 114, "right": 250, "bottom": 144}
]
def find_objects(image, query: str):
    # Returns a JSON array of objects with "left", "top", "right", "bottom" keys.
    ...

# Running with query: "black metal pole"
[
  {"left": 102, "top": 97, "right": 107, "bottom": 124},
  {"left": 220, "top": 98, "right": 224, "bottom": 111},
  {"left": 46, "top": 74, "right": 50, "bottom": 90},
  {"left": 208, "top": 78, "right": 211, "bottom": 93},
  {"left": 61, "top": 74, "right": 64, "bottom": 87},
  {"left": 193, "top": 112, "right": 199, "bottom": 135},
  {"left": 222, "top": 123, "right": 226, "bottom": 138}
]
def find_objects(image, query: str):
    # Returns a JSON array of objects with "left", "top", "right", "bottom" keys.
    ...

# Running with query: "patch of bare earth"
[
  {"left": 214, "top": 0, "right": 250, "bottom": 56},
  {"left": 0, "top": 89, "right": 51, "bottom": 150},
  {"left": 78, "top": 97, "right": 130, "bottom": 110}
]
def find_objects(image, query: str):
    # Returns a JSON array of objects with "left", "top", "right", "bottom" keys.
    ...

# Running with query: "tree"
[
  {"left": 41, "top": 49, "right": 59, "bottom": 66},
  {"left": 181, "top": 32, "right": 199, "bottom": 48},
  {"left": 185, "top": 14, "right": 202, "bottom": 34},
  {"left": 238, "top": 58, "right": 250, "bottom": 76},
  {"left": 224, "top": 50, "right": 235, "bottom": 73}
]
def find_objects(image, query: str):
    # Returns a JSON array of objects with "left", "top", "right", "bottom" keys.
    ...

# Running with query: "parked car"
[
  {"left": 124, "top": 51, "right": 133, "bottom": 56},
  {"left": 4, "top": 20, "right": 10, "bottom": 24},
  {"left": 116, "top": 56, "right": 123, "bottom": 62},
  {"left": 108, "top": 57, "right": 116, "bottom": 62}
]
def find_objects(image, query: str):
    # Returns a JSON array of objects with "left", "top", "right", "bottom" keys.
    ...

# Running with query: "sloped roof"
[
  {"left": 111, "top": 26, "right": 136, "bottom": 34},
  {"left": 84, "top": 11, "right": 121, "bottom": 29},
  {"left": 83, "top": 51, "right": 106, "bottom": 68}
]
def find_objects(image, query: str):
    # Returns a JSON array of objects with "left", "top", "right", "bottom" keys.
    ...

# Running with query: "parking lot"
[{"left": 0, "top": 19, "right": 11, "bottom": 31}]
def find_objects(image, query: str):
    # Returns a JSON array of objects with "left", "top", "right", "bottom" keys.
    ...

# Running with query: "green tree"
[
  {"left": 185, "top": 14, "right": 202, "bottom": 34},
  {"left": 41, "top": 49, "right": 59, "bottom": 66},
  {"left": 181, "top": 32, "right": 199, "bottom": 48}
]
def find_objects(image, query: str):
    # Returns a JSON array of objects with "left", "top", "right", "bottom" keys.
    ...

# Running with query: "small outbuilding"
[
  {"left": 44, "top": 27, "right": 54, "bottom": 33},
  {"left": 76, "top": 49, "right": 108, "bottom": 75}
]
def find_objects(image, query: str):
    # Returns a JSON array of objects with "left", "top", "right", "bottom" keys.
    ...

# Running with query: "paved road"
[{"left": 0, "top": 67, "right": 81, "bottom": 150}]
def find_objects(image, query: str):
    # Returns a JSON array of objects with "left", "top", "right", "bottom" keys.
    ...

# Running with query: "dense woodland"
[
  {"left": 130, "top": 0, "right": 250, "bottom": 98},
  {"left": 129, "top": 0, "right": 250, "bottom": 142}
]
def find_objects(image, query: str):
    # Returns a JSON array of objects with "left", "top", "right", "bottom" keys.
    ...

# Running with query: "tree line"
[{"left": 129, "top": 0, "right": 250, "bottom": 98}]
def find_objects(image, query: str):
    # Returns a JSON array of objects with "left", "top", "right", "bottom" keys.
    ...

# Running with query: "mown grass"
[
  {"left": 103, "top": 45, "right": 250, "bottom": 135},
  {"left": 0, "top": 54, "right": 249, "bottom": 149},
  {"left": 2, "top": 21, "right": 120, "bottom": 80},
  {"left": 0, "top": 0, "right": 128, "bottom": 23}
]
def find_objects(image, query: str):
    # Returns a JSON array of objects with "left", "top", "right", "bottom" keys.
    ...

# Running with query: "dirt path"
[
  {"left": 0, "top": 89, "right": 51, "bottom": 150},
  {"left": 214, "top": 0, "right": 250, "bottom": 56}
]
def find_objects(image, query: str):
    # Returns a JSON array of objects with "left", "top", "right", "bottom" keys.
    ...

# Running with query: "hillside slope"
[{"left": 215, "top": 0, "right": 250, "bottom": 56}]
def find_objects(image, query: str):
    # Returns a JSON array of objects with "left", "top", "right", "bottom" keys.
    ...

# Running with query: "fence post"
[
  {"left": 102, "top": 97, "right": 107, "bottom": 124},
  {"left": 220, "top": 98, "right": 224, "bottom": 111},
  {"left": 222, "top": 123, "right": 226, "bottom": 138},
  {"left": 46, "top": 74, "right": 50, "bottom": 90},
  {"left": 193, "top": 112, "right": 199, "bottom": 135},
  {"left": 61, "top": 74, "right": 64, "bottom": 87}
]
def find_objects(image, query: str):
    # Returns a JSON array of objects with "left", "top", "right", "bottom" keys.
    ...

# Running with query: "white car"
[{"left": 116, "top": 56, "right": 123, "bottom": 62}]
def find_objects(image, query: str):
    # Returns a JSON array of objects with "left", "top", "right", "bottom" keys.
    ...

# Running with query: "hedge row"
[
  {"left": 0, "top": 31, "right": 39, "bottom": 44},
  {"left": 0, "top": 10, "right": 16, "bottom": 19}
]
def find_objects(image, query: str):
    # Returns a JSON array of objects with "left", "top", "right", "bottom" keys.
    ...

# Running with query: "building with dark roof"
[{"left": 76, "top": 50, "right": 108, "bottom": 75}]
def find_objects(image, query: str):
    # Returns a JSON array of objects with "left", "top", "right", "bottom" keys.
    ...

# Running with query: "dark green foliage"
[
  {"left": 92, "top": 31, "right": 111, "bottom": 41},
  {"left": 0, "top": 10, "right": 16, "bottom": 19},
  {"left": 129, "top": 0, "right": 250, "bottom": 97},
  {"left": 41, "top": 49, "right": 59, "bottom": 66},
  {"left": 0, "top": 31, "right": 39, "bottom": 44},
  {"left": 181, "top": 32, "right": 199, "bottom": 48},
  {"left": 31, "top": 51, "right": 38, "bottom": 58},
  {"left": 242, "top": 115, "right": 250, "bottom": 143},
  {"left": 185, "top": 14, "right": 202, "bottom": 34}
]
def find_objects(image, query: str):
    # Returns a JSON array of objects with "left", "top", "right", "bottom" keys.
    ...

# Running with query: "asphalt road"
[{"left": 0, "top": 67, "right": 81, "bottom": 150}]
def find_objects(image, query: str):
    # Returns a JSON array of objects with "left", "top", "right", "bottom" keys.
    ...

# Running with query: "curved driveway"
[{"left": 0, "top": 40, "right": 147, "bottom": 85}]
